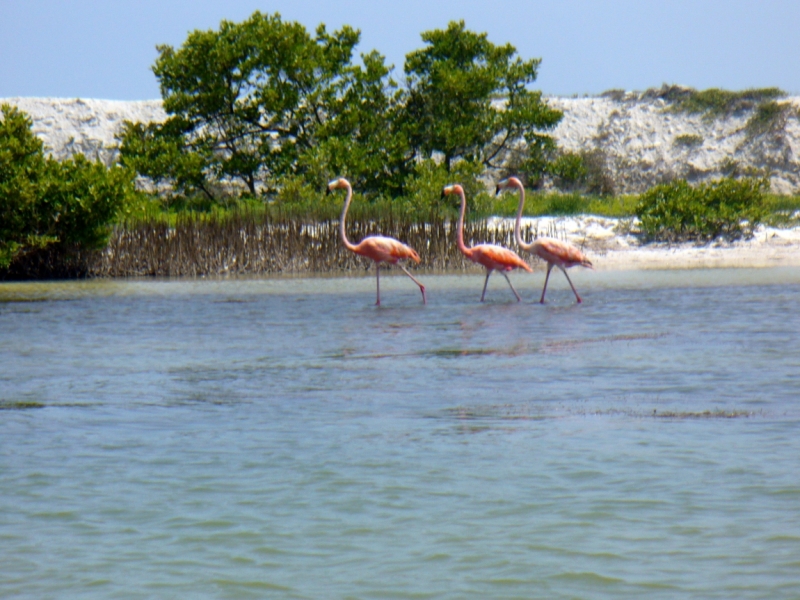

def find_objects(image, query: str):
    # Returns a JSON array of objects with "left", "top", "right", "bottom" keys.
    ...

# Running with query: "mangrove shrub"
[
  {"left": 635, "top": 178, "right": 768, "bottom": 242},
  {"left": 0, "top": 104, "right": 136, "bottom": 271},
  {"left": 401, "top": 20, "right": 562, "bottom": 174}
]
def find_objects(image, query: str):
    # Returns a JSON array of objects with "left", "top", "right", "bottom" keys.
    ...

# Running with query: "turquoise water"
[{"left": 2, "top": 268, "right": 800, "bottom": 598}]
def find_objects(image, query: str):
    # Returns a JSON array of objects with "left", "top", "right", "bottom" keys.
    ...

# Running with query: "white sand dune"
[
  {"left": 491, "top": 216, "right": 800, "bottom": 270},
  {"left": 2, "top": 97, "right": 166, "bottom": 165}
]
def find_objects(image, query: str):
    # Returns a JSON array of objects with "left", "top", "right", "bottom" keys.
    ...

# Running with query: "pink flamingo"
[
  {"left": 496, "top": 176, "right": 593, "bottom": 304},
  {"left": 327, "top": 177, "right": 426, "bottom": 306},
  {"left": 442, "top": 183, "right": 532, "bottom": 302}
]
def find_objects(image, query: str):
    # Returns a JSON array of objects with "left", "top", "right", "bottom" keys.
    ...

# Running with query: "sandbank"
[{"left": 491, "top": 216, "right": 800, "bottom": 271}]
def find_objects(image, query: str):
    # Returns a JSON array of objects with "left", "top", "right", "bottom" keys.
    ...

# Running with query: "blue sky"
[{"left": 1, "top": 0, "right": 798, "bottom": 100}]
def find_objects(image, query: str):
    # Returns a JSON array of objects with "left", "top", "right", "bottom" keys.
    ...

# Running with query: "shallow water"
[{"left": 2, "top": 268, "right": 800, "bottom": 599}]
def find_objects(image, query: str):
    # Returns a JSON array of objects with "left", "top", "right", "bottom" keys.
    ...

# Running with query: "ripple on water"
[{"left": 2, "top": 272, "right": 800, "bottom": 598}]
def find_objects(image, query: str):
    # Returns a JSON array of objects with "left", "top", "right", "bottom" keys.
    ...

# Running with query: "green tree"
[
  {"left": 1, "top": 104, "right": 135, "bottom": 271},
  {"left": 1, "top": 105, "right": 52, "bottom": 267},
  {"left": 295, "top": 50, "right": 409, "bottom": 197},
  {"left": 401, "top": 20, "right": 562, "bottom": 173},
  {"left": 124, "top": 11, "right": 402, "bottom": 200},
  {"left": 118, "top": 117, "right": 215, "bottom": 205},
  {"left": 38, "top": 155, "right": 136, "bottom": 250}
]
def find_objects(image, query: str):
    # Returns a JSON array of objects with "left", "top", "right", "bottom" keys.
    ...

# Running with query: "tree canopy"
[
  {"left": 402, "top": 20, "right": 562, "bottom": 173},
  {"left": 120, "top": 13, "right": 562, "bottom": 203}
]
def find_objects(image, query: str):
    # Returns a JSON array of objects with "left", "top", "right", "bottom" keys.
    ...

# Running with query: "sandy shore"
[{"left": 492, "top": 216, "right": 800, "bottom": 271}]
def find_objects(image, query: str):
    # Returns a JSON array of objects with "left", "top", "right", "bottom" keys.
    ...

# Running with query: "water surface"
[{"left": 2, "top": 268, "right": 800, "bottom": 598}]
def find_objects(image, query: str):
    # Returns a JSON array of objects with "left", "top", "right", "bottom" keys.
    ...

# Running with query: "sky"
[{"left": 1, "top": 0, "right": 799, "bottom": 100}]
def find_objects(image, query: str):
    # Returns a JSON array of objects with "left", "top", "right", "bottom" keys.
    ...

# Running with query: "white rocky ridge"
[
  {"left": 2, "top": 97, "right": 166, "bottom": 166},
  {"left": 3, "top": 94, "right": 800, "bottom": 194},
  {"left": 547, "top": 95, "right": 800, "bottom": 195}
]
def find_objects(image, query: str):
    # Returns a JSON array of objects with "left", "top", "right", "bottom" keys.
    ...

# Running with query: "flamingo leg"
[
  {"left": 561, "top": 267, "right": 583, "bottom": 303},
  {"left": 501, "top": 272, "right": 522, "bottom": 302},
  {"left": 480, "top": 270, "right": 493, "bottom": 302},
  {"left": 398, "top": 265, "right": 427, "bottom": 304},
  {"left": 375, "top": 264, "right": 381, "bottom": 306},
  {"left": 540, "top": 264, "right": 553, "bottom": 304}
]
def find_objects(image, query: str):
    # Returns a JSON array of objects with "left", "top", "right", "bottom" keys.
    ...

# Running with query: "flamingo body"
[
  {"left": 497, "top": 176, "right": 592, "bottom": 303},
  {"left": 466, "top": 244, "right": 533, "bottom": 274},
  {"left": 327, "top": 178, "right": 426, "bottom": 306},
  {"left": 351, "top": 235, "right": 421, "bottom": 266},
  {"left": 529, "top": 237, "right": 593, "bottom": 270},
  {"left": 443, "top": 183, "right": 531, "bottom": 302}
]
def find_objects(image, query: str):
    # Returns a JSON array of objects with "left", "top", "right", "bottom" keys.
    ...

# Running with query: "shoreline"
[
  {"left": 503, "top": 216, "right": 800, "bottom": 271},
  {"left": 2, "top": 216, "right": 799, "bottom": 281}
]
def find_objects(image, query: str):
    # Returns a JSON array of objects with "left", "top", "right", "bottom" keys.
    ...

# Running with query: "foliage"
[
  {"left": 673, "top": 134, "right": 704, "bottom": 148},
  {"left": 295, "top": 50, "right": 409, "bottom": 196},
  {"left": 763, "top": 197, "right": 800, "bottom": 228},
  {"left": 719, "top": 157, "right": 740, "bottom": 178},
  {"left": 492, "top": 184, "right": 638, "bottom": 219},
  {"left": 0, "top": 105, "right": 49, "bottom": 267},
  {"left": 600, "top": 89, "right": 628, "bottom": 102},
  {"left": 401, "top": 20, "right": 562, "bottom": 173},
  {"left": 120, "top": 12, "right": 402, "bottom": 201},
  {"left": 546, "top": 148, "right": 615, "bottom": 196},
  {"left": 635, "top": 178, "right": 769, "bottom": 242},
  {"left": 548, "top": 151, "right": 588, "bottom": 190},
  {"left": 644, "top": 84, "right": 785, "bottom": 119},
  {"left": 120, "top": 14, "right": 562, "bottom": 205},
  {"left": 400, "top": 158, "right": 491, "bottom": 216},
  {"left": 118, "top": 118, "right": 215, "bottom": 203},
  {"left": 744, "top": 100, "right": 792, "bottom": 137},
  {"left": 0, "top": 104, "right": 136, "bottom": 271}
]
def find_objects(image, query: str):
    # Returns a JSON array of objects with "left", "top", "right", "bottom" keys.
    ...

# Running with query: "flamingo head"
[
  {"left": 441, "top": 184, "right": 463, "bottom": 199},
  {"left": 496, "top": 176, "right": 522, "bottom": 195},
  {"left": 327, "top": 177, "right": 350, "bottom": 194}
]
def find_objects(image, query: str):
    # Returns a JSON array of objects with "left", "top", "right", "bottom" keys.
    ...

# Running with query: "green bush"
[
  {"left": 635, "top": 178, "right": 769, "bottom": 242},
  {"left": 644, "top": 84, "right": 785, "bottom": 119},
  {"left": 549, "top": 152, "right": 588, "bottom": 190},
  {"left": 673, "top": 134, "right": 704, "bottom": 148},
  {"left": 1, "top": 104, "right": 136, "bottom": 272},
  {"left": 546, "top": 149, "right": 615, "bottom": 196},
  {"left": 745, "top": 100, "right": 791, "bottom": 137}
]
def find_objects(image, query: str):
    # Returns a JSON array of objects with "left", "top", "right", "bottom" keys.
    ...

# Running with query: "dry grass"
[{"left": 92, "top": 212, "right": 530, "bottom": 277}]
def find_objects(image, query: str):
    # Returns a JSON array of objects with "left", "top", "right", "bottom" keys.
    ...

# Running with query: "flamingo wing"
[
  {"left": 472, "top": 244, "right": 532, "bottom": 272},
  {"left": 535, "top": 238, "right": 592, "bottom": 268},
  {"left": 356, "top": 236, "right": 421, "bottom": 264}
]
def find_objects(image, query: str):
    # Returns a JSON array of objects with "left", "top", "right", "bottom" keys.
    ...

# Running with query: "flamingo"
[
  {"left": 496, "top": 176, "right": 593, "bottom": 304},
  {"left": 442, "top": 183, "right": 532, "bottom": 302},
  {"left": 327, "top": 177, "right": 426, "bottom": 306}
]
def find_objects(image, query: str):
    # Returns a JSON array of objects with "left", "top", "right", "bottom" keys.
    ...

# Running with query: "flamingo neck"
[
  {"left": 339, "top": 181, "right": 358, "bottom": 253},
  {"left": 456, "top": 187, "right": 472, "bottom": 258},
  {"left": 513, "top": 180, "right": 534, "bottom": 251}
]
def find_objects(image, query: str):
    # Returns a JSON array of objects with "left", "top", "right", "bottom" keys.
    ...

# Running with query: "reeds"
[{"left": 92, "top": 211, "right": 535, "bottom": 277}]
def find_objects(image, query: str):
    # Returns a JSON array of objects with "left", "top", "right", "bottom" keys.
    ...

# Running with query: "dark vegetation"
[
  {"left": 0, "top": 104, "right": 136, "bottom": 276},
  {"left": 673, "top": 134, "right": 704, "bottom": 148},
  {"left": 118, "top": 14, "right": 562, "bottom": 205},
  {"left": 635, "top": 178, "right": 770, "bottom": 242},
  {"left": 1, "top": 12, "right": 799, "bottom": 278},
  {"left": 642, "top": 84, "right": 786, "bottom": 119}
]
